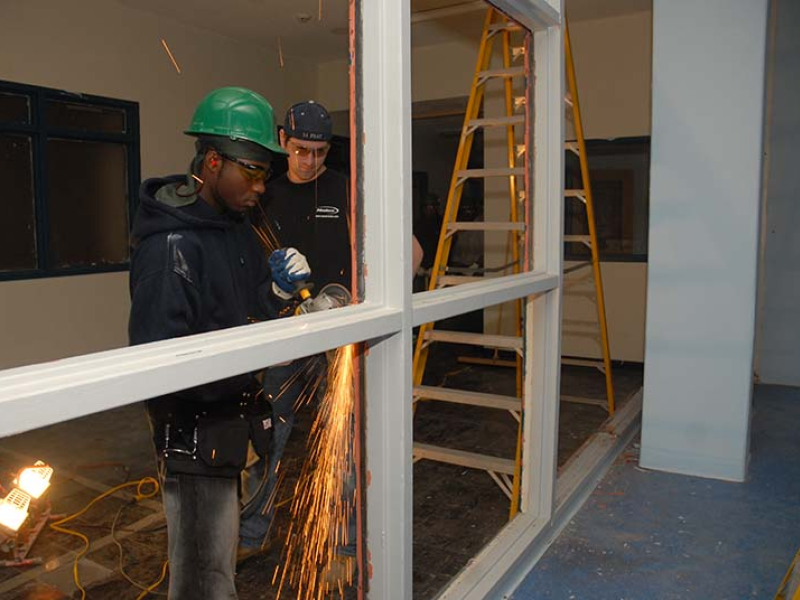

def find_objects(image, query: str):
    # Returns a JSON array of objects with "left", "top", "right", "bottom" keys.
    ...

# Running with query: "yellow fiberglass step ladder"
[
  {"left": 411, "top": 12, "right": 616, "bottom": 520},
  {"left": 412, "top": 7, "right": 528, "bottom": 519},
  {"left": 561, "top": 21, "right": 615, "bottom": 415}
]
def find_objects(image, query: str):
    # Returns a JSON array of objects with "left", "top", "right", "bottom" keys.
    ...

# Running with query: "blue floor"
[{"left": 513, "top": 385, "right": 800, "bottom": 600}]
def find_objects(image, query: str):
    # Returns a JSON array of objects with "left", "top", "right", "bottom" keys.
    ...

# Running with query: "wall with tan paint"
[{"left": 0, "top": 0, "right": 318, "bottom": 370}]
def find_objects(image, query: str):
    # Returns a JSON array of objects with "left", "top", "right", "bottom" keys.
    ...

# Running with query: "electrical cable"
[
  {"left": 49, "top": 477, "right": 163, "bottom": 600},
  {"left": 110, "top": 502, "right": 167, "bottom": 596}
]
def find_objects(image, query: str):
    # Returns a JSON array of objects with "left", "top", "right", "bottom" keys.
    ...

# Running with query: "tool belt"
[{"left": 161, "top": 387, "right": 273, "bottom": 478}]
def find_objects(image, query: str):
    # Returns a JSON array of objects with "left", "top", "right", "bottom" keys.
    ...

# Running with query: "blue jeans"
[
  {"left": 239, "top": 361, "right": 305, "bottom": 549},
  {"left": 239, "top": 358, "right": 356, "bottom": 557},
  {"left": 161, "top": 470, "right": 239, "bottom": 599}
]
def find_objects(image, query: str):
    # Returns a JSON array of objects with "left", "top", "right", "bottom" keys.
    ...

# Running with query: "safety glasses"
[
  {"left": 218, "top": 152, "right": 271, "bottom": 182},
  {"left": 288, "top": 141, "right": 330, "bottom": 159}
]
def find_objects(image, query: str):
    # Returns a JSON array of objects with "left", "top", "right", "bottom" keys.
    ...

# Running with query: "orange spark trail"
[{"left": 275, "top": 345, "right": 356, "bottom": 600}]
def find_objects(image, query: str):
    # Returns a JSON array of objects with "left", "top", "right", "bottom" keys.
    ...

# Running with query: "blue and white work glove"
[{"left": 269, "top": 247, "right": 311, "bottom": 300}]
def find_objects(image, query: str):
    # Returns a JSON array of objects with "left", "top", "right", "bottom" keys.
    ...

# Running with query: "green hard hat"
[{"left": 185, "top": 87, "right": 286, "bottom": 155}]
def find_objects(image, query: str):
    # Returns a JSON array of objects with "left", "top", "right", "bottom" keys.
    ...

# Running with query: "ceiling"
[{"left": 115, "top": 0, "right": 651, "bottom": 63}]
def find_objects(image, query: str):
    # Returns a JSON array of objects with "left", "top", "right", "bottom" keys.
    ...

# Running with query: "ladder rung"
[
  {"left": 562, "top": 357, "right": 605, "bottom": 369},
  {"left": 565, "top": 189, "right": 587, "bottom": 203},
  {"left": 413, "top": 443, "right": 516, "bottom": 475},
  {"left": 457, "top": 167, "right": 525, "bottom": 182},
  {"left": 436, "top": 275, "right": 484, "bottom": 287},
  {"left": 477, "top": 67, "right": 525, "bottom": 81},
  {"left": 467, "top": 116, "right": 525, "bottom": 129},
  {"left": 447, "top": 221, "right": 525, "bottom": 232},
  {"left": 565, "top": 141, "right": 580, "bottom": 155},
  {"left": 413, "top": 385, "right": 520, "bottom": 411},
  {"left": 564, "top": 261, "right": 592, "bottom": 275},
  {"left": 560, "top": 395, "right": 608, "bottom": 408},
  {"left": 564, "top": 235, "right": 592, "bottom": 244},
  {"left": 565, "top": 93, "right": 574, "bottom": 107},
  {"left": 424, "top": 330, "right": 523, "bottom": 351}
]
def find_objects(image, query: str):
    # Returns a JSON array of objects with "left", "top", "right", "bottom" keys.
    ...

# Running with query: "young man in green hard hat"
[{"left": 128, "top": 86, "right": 311, "bottom": 599}]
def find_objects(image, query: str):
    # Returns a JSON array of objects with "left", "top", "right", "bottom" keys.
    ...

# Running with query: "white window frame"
[{"left": 0, "top": 1, "right": 563, "bottom": 598}]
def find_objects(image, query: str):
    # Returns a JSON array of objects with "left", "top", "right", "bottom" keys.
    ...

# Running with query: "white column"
[{"left": 641, "top": 0, "right": 769, "bottom": 481}]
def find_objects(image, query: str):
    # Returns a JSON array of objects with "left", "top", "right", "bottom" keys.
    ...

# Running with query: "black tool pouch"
[
  {"left": 196, "top": 417, "right": 250, "bottom": 470},
  {"left": 248, "top": 411, "right": 274, "bottom": 458}
]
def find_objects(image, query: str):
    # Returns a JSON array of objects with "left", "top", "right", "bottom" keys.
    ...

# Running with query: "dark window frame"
[{"left": 0, "top": 79, "right": 140, "bottom": 281}]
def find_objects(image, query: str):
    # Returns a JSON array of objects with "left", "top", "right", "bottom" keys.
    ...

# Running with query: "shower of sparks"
[
  {"left": 160, "top": 38, "right": 182, "bottom": 74},
  {"left": 275, "top": 344, "right": 356, "bottom": 600},
  {"left": 278, "top": 37, "right": 285, "bottom": 68},
  {"left": 319, "top": 0, "right": 323, "bottom": 20}
]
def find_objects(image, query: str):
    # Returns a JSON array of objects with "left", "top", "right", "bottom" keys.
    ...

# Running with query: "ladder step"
[
  {"left": 565, "top": 141, "right": 580, "bottom": 155},
  {"left": 477, "top": 67, "right": 525, "bottom": 81},
  {"left": 413, "top": 443, "right": 516, "bottom": 475},
  {"left": 414, "top": 385, "right": 521, "bottom": 411},
  {"left": 565, "top": 189, "right": 587, "bottom": 202},
  {"left": 447, "top": 221, "right": 524, "bottom": 232},
  {"left": 560, "top": 394, "right": 608, "bottom": 408},
  {"left": 424, "top": 330, "right": 523, "bottom": 351},
  {"left": 457, "top": 167, "right": 525, "bottom": 181},
  {"left": 564, "top": 261, "right": 592, "bottom": 274},
  {"left": 565, "top": 93, "right": 574, "bottom": 107},
  {"left": 436, "top": 275, "right": 484, "bottom": 287},
  {"left": 467, "top": 116, "right": 525, "bottom": 129},
  {"left": 564, "top": 235, "right": 592, "bottom": 244},
  {"left": 562, "top": 357, "right": 605, "bottom": 369}
]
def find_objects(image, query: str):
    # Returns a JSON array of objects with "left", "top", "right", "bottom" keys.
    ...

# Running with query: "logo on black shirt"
[{"left": 316, "top": 205, "right": 340, "bottom": 219}]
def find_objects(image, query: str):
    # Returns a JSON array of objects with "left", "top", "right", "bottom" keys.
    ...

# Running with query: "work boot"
[{"left": 236, "top": 537, "right": 275, "bottom": 566}]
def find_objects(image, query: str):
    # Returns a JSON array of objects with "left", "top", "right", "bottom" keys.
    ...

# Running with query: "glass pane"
[
  {"left": 564, "top": 138, "right": 651, "bottom": 260},
  {"left": 414, "top": 298, "right": 526, "bottom": 598},
  {"left": 46, "top": 139, "right": 129, "bottom": 268},
  {"left": 0, "top": 134, "right": 37, "bottom": 272},
  {"left": 409, "top": 3, "right": 534, "bottom": 596},
  {"left": 0, "top": 92, "right": 30, "bottom": 124},
  {"left": 46, "top": 100, "right": 126, "bottom": 133}
]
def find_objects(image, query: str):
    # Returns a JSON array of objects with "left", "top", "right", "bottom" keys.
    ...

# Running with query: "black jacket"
[{"left": 129, "top": 175, "right": 287, "bottom": 475}]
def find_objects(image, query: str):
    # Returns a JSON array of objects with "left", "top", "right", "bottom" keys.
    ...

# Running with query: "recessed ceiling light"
[{"left": 295, "top": 12, "right": 313, "bottom": 24}]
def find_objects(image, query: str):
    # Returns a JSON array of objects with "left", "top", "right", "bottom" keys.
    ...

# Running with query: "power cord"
[
  {"left": 49, "top": 477, "right": 168, "bottom": 599},
  {"left": 110, "top": 502, "right": 167, "bottom": 597}
]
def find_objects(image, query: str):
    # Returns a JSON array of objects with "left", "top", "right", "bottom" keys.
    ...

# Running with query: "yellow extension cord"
[{"left": 49, "top": 476, "right": 169, "bottom": 600}]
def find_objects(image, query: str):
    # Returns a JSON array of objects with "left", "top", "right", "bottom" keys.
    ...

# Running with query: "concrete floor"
[
  {"left": 513, "top": 384, "right": 800, "bottom": 600},
  {"left": 0, "top": 350, "right": 642, "bottom": 600}
]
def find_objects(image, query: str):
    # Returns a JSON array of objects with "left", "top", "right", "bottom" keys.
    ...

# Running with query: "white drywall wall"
[{"left": 641, "top": 0, "right": 768, "bottom": 481}]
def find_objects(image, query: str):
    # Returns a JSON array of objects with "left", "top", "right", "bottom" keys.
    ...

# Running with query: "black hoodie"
[{"left": 129, "top": 175, "right": 288, "bottom": 468}]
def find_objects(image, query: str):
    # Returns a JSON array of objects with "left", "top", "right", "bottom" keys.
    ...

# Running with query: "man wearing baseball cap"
[{"left": 239, "top": 101, "right": 353, "bottom": 568}]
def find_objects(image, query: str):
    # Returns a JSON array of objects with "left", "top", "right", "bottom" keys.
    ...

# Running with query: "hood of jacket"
[{"left": 131, "top": 175, "right": 234, "bottom": 247}]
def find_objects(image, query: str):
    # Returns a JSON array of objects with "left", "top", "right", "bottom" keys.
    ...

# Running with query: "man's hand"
[{"left": 269, "top": 248, "right": 311, "bottom": 299}]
